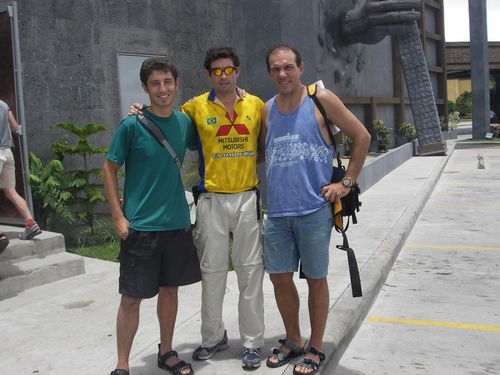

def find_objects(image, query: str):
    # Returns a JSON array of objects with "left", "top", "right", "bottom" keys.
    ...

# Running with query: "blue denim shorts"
[{"left": 263, "top": 204, "right": 333, "bottom": 279}]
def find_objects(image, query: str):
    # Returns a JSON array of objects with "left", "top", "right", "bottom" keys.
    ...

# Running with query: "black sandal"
[
  {"left": 0, "top": 232, "right": 9, "bottom": 255},
  {"left": 110, "top": 369, "right": 129, "bottom": 375},
  {"left": 293, "top": 346, "right": 326, "bottom": 375},
  {"left": 266, "top": 338, "right": 304, "bottom": 368},
  {"left": 157, "top": 345, "right": 194, "bottom": 375}
]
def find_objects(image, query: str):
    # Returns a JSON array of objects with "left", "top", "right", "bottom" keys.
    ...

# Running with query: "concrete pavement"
[
  {"left": 0, "top": 139, "right": 479, "bottom": 375},
  {"left": 335, "top": 145, "right": 500, "bottom": 375}
]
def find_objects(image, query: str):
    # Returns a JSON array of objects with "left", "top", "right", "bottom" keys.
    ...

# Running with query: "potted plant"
[
  {"left": 440, "top": 111, "right": 459, "bottom": 140},
  {"left": 372, "top": 119, "right": 391, "bottom": 152},
  {"left": 399, "top": 122, "right": 417, "bottom": 141},
  {"left": 342, "top": 133, "right": 352, "bottom": 157}
]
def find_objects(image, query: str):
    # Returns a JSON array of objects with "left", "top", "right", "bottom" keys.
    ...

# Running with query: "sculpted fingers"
[{"left": 342, "top": 0, "right": 421, "bottom": 44}]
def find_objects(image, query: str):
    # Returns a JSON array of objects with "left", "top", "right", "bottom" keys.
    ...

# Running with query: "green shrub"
[
  {"left": 455, "top": 91, "right": 472, "bottom": 117},
  {"left": 372, "top": 119, "right": 391, "bottom": 145},
  {"left": 491, "top": 124, "right": 500, "bottom": 138},
  {"left": 51, "top": 123, "right": 108, "bottom": 233},
  {"left": 399, "top": 122, "right": 417, "bottom": 140},
  {"left": 447, "top": 100, "right": 456, "bottom": 114},
  {"left": 28, "top": 153, "right": 75, "bottom": 230}
]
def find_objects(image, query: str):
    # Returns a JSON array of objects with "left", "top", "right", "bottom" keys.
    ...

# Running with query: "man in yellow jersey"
[{"left": 131, "top": 47, "right": 265, "bottom": 370}]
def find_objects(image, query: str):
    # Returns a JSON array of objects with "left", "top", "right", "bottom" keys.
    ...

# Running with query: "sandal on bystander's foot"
[{"left": 19, "top": 222, "right": 42, "bottom": 240}]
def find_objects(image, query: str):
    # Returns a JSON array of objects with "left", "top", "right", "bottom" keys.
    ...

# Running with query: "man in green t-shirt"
[{"left": 103, "top": 57, "right": 201, "bottom": 375}]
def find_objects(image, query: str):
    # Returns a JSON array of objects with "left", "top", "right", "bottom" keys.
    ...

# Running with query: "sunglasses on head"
[{"left": 209, "top": 66, "right": 238, "bottom": 77}]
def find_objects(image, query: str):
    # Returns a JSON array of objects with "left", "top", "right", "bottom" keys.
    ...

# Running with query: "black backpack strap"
[
  {"left": 336, "top": 230, "right": 362, "bottom": 297},
  {"left": 308, "top": 84, "right": 362, "bottom": 298},
  {"left": 307, "top": 84, "right": 342, "bottom": 168},
  {"left": 137, "top": 114, "right": 181, "bottom": 170}
]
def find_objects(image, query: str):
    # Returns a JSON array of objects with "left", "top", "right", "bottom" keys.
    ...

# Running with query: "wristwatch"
[{"left": 341, "top": 177, "right": 354, "bottom": 189}]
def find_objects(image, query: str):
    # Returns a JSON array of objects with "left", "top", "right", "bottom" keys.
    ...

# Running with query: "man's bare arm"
[
  {"left": 257, "top": 104, "right": 268, "bottom": 164},
  {"left": 102, "top": 159, "right": 129, "bottom": 240},
  {"left": 316, "top": 89, "right": 371, "bottom": 202},
  {"left": 7, "top": 110, "right": 19, "bottom": 134}
]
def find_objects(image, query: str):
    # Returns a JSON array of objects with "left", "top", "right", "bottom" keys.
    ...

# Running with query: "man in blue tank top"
[{"left": 261, "top": 44, "right": 371, "bottom": 375}]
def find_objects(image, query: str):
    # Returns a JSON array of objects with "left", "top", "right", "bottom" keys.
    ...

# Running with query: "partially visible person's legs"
[{"left": 0, "top": 148, "right": 41, "bottom": 240}]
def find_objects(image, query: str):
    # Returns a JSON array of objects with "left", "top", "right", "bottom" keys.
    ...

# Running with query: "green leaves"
[
  {"left": 29, "top": 122, "right": 109, "bottom": 234},
  {"left": 52, "top": 122, "right": 108, "bottom": 159},
  {"left": 28, "top": 153, "right": 75, "bottom": 228}
]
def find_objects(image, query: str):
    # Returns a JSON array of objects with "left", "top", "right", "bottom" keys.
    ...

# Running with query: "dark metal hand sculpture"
[
  {"left": 341, "top": 0, "right": 421, "bottom": 45},
  {"left": 320, "top": 0, "right": 446, "bottom": 155}
]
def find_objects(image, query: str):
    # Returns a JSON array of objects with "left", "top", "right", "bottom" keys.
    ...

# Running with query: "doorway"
[{"left": 0, "top": 3, "right": 31, "bottom": 225}]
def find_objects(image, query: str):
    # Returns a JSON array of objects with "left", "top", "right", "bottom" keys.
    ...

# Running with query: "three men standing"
[{"left": 117, "top": 43, "right": 369, "bottom": 375}]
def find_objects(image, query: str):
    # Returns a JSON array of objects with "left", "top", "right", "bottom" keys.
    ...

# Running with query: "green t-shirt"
[{"left": 106, "top": 109, "right": 196, "bottom": 231}]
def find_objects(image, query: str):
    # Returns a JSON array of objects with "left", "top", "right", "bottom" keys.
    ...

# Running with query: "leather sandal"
[
  {"left": 266, "top": 338, "right": 304, "bottom": 368},
  {"left": 293, "top": 346, "right": 326, "bottom": 375},
  {"left": 110, "top": 369, "right": 129, "bottom": 375},
  {"left": 157, "top": 344, "right": 194, "bottom": 375}
]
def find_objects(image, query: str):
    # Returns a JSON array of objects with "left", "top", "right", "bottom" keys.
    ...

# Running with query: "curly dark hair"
[{"left": 203, "top": 47, "right": 240, "bottom": 71}]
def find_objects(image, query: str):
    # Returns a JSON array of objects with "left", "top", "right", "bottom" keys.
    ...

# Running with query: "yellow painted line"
[
  {"left": 368, "top": 317, "right": 500, "bottom": 332},
  {"left": 404, "top": 244, "right": 500, "bottom": 251},
  {"left": 426, "top": 204, "right": 500, "bottom": 211}
]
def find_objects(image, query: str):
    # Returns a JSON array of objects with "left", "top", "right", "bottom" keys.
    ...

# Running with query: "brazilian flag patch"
[{"left": 206, "top": 117, "right": 218, "bottom": 125}]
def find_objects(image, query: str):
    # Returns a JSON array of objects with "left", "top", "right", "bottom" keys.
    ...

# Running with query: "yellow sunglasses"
[{"left": 209, "top": 66, "right": 238, "bottom": 77}]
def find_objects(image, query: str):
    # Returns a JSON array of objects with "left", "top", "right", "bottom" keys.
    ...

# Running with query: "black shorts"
[{"left": 118, "top": 227, "right": 201, "bottom": 298}]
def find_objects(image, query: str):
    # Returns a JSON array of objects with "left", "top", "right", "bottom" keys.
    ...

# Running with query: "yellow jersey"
[{"left": 181, "top": 88, "right": 263, "bottom": 193}]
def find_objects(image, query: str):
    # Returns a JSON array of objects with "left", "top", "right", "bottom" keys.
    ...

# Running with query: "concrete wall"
[
  {"left": 2, "top": 0, "right": 233, "bottom": 160},
  {"left": 2, "top": 0, "right": 425, "bottom": 159},
  {"left": 232, "top": 0, "right": 396, "bottom": 126}
]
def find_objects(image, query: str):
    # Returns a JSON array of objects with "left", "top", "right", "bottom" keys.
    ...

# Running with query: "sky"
[{"left": 443, "top": 0, "right": 500, "bottom": 41}]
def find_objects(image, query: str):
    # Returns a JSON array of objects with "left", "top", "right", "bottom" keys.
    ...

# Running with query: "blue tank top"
[{"left": 265, "top": 95, "right": 334, "bottom": 217}]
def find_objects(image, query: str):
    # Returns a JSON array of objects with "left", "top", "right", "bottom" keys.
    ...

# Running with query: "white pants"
[{"left": 193, "top": 190, "right": 265, "bottom": 348}]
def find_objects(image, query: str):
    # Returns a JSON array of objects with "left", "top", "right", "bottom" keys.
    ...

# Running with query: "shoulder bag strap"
[
  {"left": 307, "top": 84, "right": 362, "bottom": 298},
  {"left": 307, "top": 84, "right": 343, "bottom": 169},
  {"left": 137, "top": 114, "right": 181, "bottom": 170}
]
